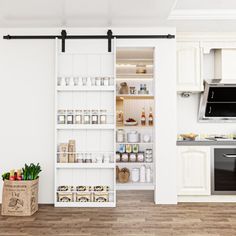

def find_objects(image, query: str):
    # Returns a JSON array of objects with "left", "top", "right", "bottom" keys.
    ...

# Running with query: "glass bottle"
[
  {"left": 75, "top": 110, "right": 83, "bottom": 124},
  {"left": 100, "top": 109, "right": 107, "bottom": 124},
  {"left": 57, "top": 110, "right": 66, "bottom": 124},
  {"left": 67, "top": 110, "right": 74, "bottom": 124},
  {"left": 91, "top": 110, "right": 99, "bottom": 124},
  {"left": 83, "top": 110, "right": 91, "bottom": 124},
  {"left": 148, "top": 107, "right": 154, "bottom": 126},
  {"left": 141, "top": 107, "right": 146, "bottom": 126}
]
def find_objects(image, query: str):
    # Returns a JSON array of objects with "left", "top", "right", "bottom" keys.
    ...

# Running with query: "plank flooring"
[{"left": 1, "top": 191, "right": 236, "bottom": 236}]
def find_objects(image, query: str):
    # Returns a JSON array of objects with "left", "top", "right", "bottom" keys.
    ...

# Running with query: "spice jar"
[
  {"left": 95, "top": 77, "right": 101, "bottom": 86},
  {"left": 121, "top": 153, "right": 129, "bottom": 162},
  {"left": 76, "top": 153, "right": 83, "bottom": 163},
  {"left": 91, "top": 110, "right": 99, "bottom": 124},
  {"left": 103, "top": 77, "right": 109, "bottom": 86},
  {"left": 100, "top": 109, "right": 107, "bottom": 124},
  {"left": 83, "top": 110, "right": 91, "bottom": 124},
  {"left": 57, "top": 77, "right": 62, "bottom": 86},
  {"left": 103, "top": 154, "right": 110, "bottom": 163},
  {"left": 57, "top": 110, "right": 66, "bottom": 124},
  {"left": 116, "top": 129, "right": 125, "bottom": 143},
  {"left": 85, "top": 153, "right": 92, "bottom": 163},
  {"left": 65, "top": 77, "right": 71, "bottom": 86},
  {"left": 75, "top": 110, "right": 83, "bottom": 124},
  {"left": 67, "top": 110, "right": 74, "bottom": 124},
  {"left": 118, "top": 144, "right": 126, "bottom": 153},
  {"left": 137, "top": 152, "right": 145, "bottom": 162},
  {"left": 116, "top": 152, "right": 121, "bottom": 162},
  {"left": 129, "top": 153, "right": 137, "bottom": 162}
]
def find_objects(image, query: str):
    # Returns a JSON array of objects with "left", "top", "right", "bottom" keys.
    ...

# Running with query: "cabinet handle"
[
  {"left": 211, "top": 91, "right": 214, "bottom": 99},
  {"left": 223, "top": 154, "right": 236, "bottom": 158},
  {"left": 208, "top": 106, "right": 212, "bottom": 114}
]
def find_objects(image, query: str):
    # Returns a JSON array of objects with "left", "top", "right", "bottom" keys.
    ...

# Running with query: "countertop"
[{"left": 177, "top": 140, "right": 236, "bottom": 146}]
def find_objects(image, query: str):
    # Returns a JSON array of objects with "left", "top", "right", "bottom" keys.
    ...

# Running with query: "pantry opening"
[{"left": 116, "top": 47, "right": 155, "bottom": 201}]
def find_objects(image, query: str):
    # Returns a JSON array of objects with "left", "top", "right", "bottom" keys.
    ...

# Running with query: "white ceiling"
[{"left": 1, "top": 0, "right": 236, "bottom": 31}]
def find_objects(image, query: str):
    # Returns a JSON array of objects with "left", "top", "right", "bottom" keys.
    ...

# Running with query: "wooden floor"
[{"left": 1, "top": 191, "right": 236, "bottom": 236}]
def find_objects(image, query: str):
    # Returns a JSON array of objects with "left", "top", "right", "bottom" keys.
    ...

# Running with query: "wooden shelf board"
[{"left": 116, "top": 95, "right": 154, "bottom": 99}]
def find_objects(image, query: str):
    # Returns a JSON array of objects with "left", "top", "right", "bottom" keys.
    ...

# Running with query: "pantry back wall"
[{"left": 0, "top": 28, "right": 55, "bottom": 203}]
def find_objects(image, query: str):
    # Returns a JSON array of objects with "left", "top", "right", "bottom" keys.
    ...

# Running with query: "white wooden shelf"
[
  {"left": 117, "top": 74, "right": 153, "bottom": 78},
  {"left": 56, "top": 163, "right": 115, "bottom": 169},
  {"left": 116, "top": 162, "right": 153, "bottom": 165},
  {"left": 116, "top": 78, "right": 153, "bottom": 81},
  {"left": 116, "top": 182, "right": 154, "bottom": 190},
  {"left": 57, "top": 86, "right": 115, "bottom": 91},
  {"left": 116, "top": 95, "right": 154, "bottom": 99},
  {"left": 56, "top": 124, "right": 115, "bottom": 130},
  {"left": 116, "top": 142, "right": 153, "bottom": 145},
  {"left": 116, "top": 125, "right": 154, "bottom": 130},
  {"left": 55, "top": 202, "right": 115, "bottom": 207}
]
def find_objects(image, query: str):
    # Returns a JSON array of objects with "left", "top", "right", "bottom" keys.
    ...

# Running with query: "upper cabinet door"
[
  {"left": 177, "top": 146, "right": 211, "bottom": 196},
  {"left": 177, "top": 42, "right": 203, "bottom": 92}
]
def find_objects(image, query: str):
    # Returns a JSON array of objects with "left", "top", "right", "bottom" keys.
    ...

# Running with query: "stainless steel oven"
[{"left": 212, "top": 147, "right": 236, "bottom": 194}]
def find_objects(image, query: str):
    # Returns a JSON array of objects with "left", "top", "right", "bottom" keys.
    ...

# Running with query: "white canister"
[
  {"left": 143, "top": 134, "right": 151, "bottom": 143},
  {"left": 117, "top": 129, "right": 125, "bottom": 143},
  {"left": 140, "top": 165, "right": 146, "bottom": 183},
  {"left": 131, "top": 168, "right": 140, "bottom": 182},
  {"left": 146, "top": 167, "right": 151, "bottom": 183},
  {"left": 127, "top": 131, "right": 140, "bottom": 143}
]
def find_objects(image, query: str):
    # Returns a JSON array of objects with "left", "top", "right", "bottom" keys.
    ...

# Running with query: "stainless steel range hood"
[{"left": 198, "top": 80, "right": 236, "bottom": 122}]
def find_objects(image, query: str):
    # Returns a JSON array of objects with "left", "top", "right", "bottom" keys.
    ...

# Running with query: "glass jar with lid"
[
  {"left": 91, "top": 110, "right": 99, "bottom": 124},
  {"left": 83, "top": 110, "right": 91, "bottom": 124},
  {"left": 95, "top": 77, "right": 101, "bottom": 86},
  {"left": 75, "top": 110, "right": 83, "bottom": 124},
  {"left": 116, "top": 129, "right": 125, "bottom": 143},
  {"left": 57, "top": 109, "right": 66, "bottom": 124},
  {"left": 100, "top": 109, "right": 107, "bottom": 124},
  {"left": 66, "top": 110, "right": 74, "bottom": 124}
]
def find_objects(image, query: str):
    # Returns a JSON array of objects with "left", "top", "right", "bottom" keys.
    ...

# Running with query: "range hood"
[{"left": 199, "top": 81, "right": 236, "bottom": 122}]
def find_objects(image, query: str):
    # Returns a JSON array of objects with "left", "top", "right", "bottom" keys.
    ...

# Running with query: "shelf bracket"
[
  {"left": 61, "top": 30, "right": 67, "bottom": 53},
  {"left": 107, "top": 29, "right": 113, "bottom": 53}
]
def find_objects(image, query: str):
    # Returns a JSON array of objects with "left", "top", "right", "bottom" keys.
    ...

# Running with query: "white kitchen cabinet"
[
  {"left": 177, "top": 146, "right": 211, "bottom": 196},
  {"left": 176, "top": 42, "right": 203, "bottom": 92}
]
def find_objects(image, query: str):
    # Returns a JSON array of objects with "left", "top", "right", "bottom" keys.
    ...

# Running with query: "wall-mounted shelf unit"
[{"left": 54, "top": 39, "right": 116, "bottom": 207}]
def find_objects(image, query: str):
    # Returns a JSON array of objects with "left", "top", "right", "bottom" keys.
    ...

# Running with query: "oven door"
[{"left": 212, "top": 148, "right": 236, "bottom": 194}]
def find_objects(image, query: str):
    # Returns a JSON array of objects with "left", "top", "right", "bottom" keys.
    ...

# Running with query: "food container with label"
[
  {"left": 129, "top": 153, "right": 137, "bottom": 162},
  {"left": 67, "top": 110, "right": 74, "bottom": 124},
  {"left": 118, "top": 144, "right": 125, "bottom": 153},
  {"left": 145, "top": 149, "right": 153, "bottom": 163},
  {"left": 121, "top": 153, "right": 129, "bottom": 162},
  {"left": 132, "top": 144, "right": 139, "bottom": 153},
  {"left": 125, "top": 144, "right": 132, "bottom": 153},
  {"left": 57, "top": 110, "right": 66, "bottom": 124},
  {"left": 100, "top": 109, "right": 107, "bottom": 124},
  {"left": 75, "top": 110, "right": 83, "bottom": 124},
  {"left": 91, "top": 110, "right": 99, "bottom": 124},
  {"left": 131, "top": 168, "right": 140, "bottom": 182},
  {"left": 76, "top": 192, "right": 91, "bottom": 202},
  {"left": 57, "top": 192, "right": 74, "bottom": 202},
  {"left": 83, "top": 110, "right": 91, "bottom": 124},
  {"left": 116, "top": 152, "right": 121, "bottom": 162},
  {"left": 93, "top": 192, "right": 109, "bottom": 202},
  {"left": 116, "top": 129, "right": 125, "bottom": 143},
  {"left": 137, "top": 152, "right": 145, "bottom": 162},
  {"left": 127, "top": 131, "right": 140, "bottom": 143}
]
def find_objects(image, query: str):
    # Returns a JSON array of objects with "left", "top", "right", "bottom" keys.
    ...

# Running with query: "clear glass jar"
[
  {"left": 95, "top": 77, "right": 101, "bottom": 86},
  {"left": 57, "top": 110, "right": 66, "bottom": 124},
  {"left": 75, "top": 110, "right": 83, "bottom": 124},
  {"left": 57, "top": 77, "right": 62, "bottom": 86},
  {"left": 83, "top": 110, "right": 91, "bottom": 124},
  {"left": 91, "top": 110, "right": 99, "bottom": 124},
  {"left": 85, "top": 153, "right": 92, "bottom": 163},
  {"left": 65, "top": 76, "right": 71, "bottom": 86},
  {"left": 76, "top": 153, "right": 83, "bottom": 163},
  {"left": 103, "top": 77, "right": 109, "bottom": 86},
  {"left": 67, "top": 110, "right": 74, "bottom": 124},
  {"left": 100, "top": 109, "right": 107, "bottom": 124},
  {"left": 137, "top": 152, "right": 145, "bottom": 162},
  {"left": 73, "top": 77, "right": 79, "bottom": 86},
  {"left": 82, "top": 77, "right": 87, "bottom": 86}
]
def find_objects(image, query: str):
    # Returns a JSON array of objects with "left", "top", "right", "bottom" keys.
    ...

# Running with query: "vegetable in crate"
[
  {"left": 2, "top": 172, "right": 10, "bottom": 181},
  {"left": 22, "top": 163, "right": 42, "bottom": 180}
]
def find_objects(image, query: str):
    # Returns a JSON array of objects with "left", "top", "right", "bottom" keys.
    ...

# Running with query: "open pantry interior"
[
  {"left": 116, "top": 47, "right": 155, "bottom": 194},
  {"left": 55, "top": 39, "right": 116, "bottom": 207}
]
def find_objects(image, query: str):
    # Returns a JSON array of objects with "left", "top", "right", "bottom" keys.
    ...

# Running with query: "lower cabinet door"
[{"left": 177, "top": 146, "right": 211, "bottom": 195}]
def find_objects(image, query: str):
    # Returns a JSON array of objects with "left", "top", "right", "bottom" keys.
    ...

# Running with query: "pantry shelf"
[
  {"left": 116, "top": 182, "right": 154, "bottom": 190},
  {"left": 116, "top": 95, "right": 154, "bottom": 99},
  {"left": 57, "top": 86, "right": 115, "bottom": 92},
  {"left": 56, "top": 124, "right": 115, "bottom": 130},
  {"left": 56, "top": 163, "right": 115, "bottom": 169},
  {"left": 55, "top": 202, "right": 116, "bottom": 207},
  {"left": 116, "top": 142, "right": 153, "bottom": 145}
]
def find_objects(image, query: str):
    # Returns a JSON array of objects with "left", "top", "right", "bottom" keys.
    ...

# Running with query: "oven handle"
[{"left": 223, "top": 154, "right": 236, "bottom": 158}]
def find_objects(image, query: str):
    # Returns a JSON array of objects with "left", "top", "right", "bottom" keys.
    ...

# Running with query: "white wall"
[
  {"left": 177, "top": 93, "right": 236, "bottom": 134},
  {"left": 0, "top": 27, "right": 176, "bottom": 204}
]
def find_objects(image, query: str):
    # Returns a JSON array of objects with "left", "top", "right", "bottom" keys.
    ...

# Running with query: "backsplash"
[{"left": 177, "top": 93, "right": 236, "bottom": 135}]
